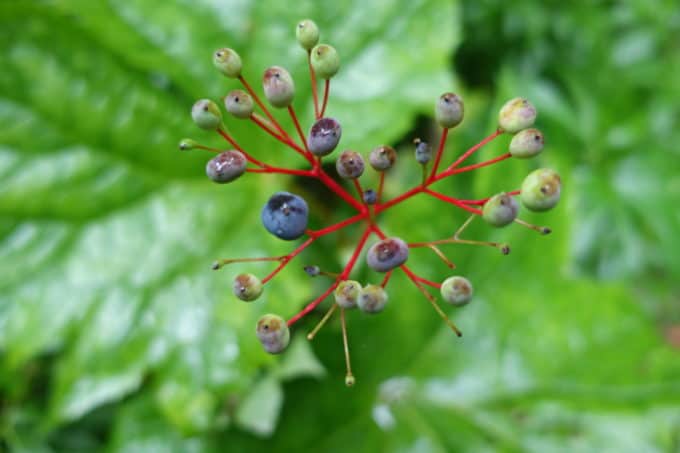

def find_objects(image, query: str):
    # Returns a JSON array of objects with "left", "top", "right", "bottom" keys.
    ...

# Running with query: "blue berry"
[
  {"left": 261, "top": 191, "right": 309, "bottom": 240},
  {"left": 358, "top": 284, "right": 388, "bottom": 313},
  {"left": 414, "top": 138, "right": 431, "bottom": 164},
  {"left": 336, "top": 150, "right": 365, "bottom": 179},
  {"left": 206, "top": 150, "right": 247, "bottom": 184},
  {"left": 308, "top": 117, "right": 342, "bottom": 156},
  {"left": 256, "top": 314, "right": 290, "bottom": 354},
  {"left": 363, "top": 189, "right": 377, "bottom": 205},
  {"left": 366, "top": 237, "right": 409, "bottom": 272}
]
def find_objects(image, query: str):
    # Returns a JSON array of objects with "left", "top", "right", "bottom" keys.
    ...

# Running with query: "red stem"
[
  {"left": 380, "top": 271, "right": 392, "bottom": 288},
  {"left": 460, "top": 189, "right": 521, "bottom": 206},
  {"left": 308, "top": 51, "right": 320, "bottom": 119},
  {"left": 250, "top": 113, "right": 310, "bottom": 159},
  {"left": 428, "top": 128, "right": 449, "bottom": 182},
  {"left": 424, "top": 189, "right": 483, "bottom": 215},
  {"left": 377, "top": 172, "right": 386, "bottom": 202},
  {"left": 319, "top": 79, "right": 330, "bottom": 118},
  {"left": 238, "top": 75, "right": 290, "bottom": 139},
  {"left": 287, "top": 105, "right": 311, "bottom": 153},
  {"left": 443, "top": 129, "right": 502, "bottom": 173},
  {"left": 315, "top": 168, "right": 366, "bottom": 212},
  {"left": 413, "top": 276, "right": 441, "bottom": 289},
  {"left": 442, "top": 152, "right": 512, "bottom": 177},
  {"left": 246, "top": 167, "right": 315, "bottom": 177},
  {"left": 217, "top": 129, "right": 266, "bottom": 167},
  {"left": 262, "top": 236, "right": 315, "bottom": 284},
  {"left": 308, "top": 212, "right": 368, "bottom": 237},
  {"left": 352, "top": 179, "right": 365, "bottom": 202}
]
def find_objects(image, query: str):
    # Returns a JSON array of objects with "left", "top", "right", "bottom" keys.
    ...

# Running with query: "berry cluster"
[{"left": 180, "top": 19, "right": 561, "bottom": 386}]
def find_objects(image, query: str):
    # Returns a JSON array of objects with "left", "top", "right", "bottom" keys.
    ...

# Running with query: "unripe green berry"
[
  {"left": 179, "top": 138, "right": 199, "bottom": 151},
  {"left": 191, "top": 99, "right": 222, "bottom": 130},
  {"left": 206, "top": 150, "right": 247, "bottom": 184},
  {"left": 334, "top": 280, "right": 361, "bottom": 309},
  {"left": 296, "top": 19, "right": 319, "bottom": 51},
  {"left": 509, "top": 128, "right": 544, "bottom": 158},
  {"left": 256, "top": 314, "right": 290, "bottom": 354},
  {"left": 369, "top": 145, "right": 397, "bottom": 171},
  {"left": 435, "top": 93, "right": 464, "bottom": 128},
  {"left": 520, "top": 168, "right": 561, "bottom": 212},
  {"left": 440, "top": 276, "right": 473, "bottom": 306},
  {"left": 213, "top": 48, "right": 242, "bottom": 78},
  {"left": 310, "top": 44, "right": 340, "bottom": 79},
  {"left": 498, "top": 97, "right": 537, "bottom": 133},
  {"left": 224, "top": 89, "right": 254, "bottom": 119},
  {"left": 414, "top": 139, "right": 431, "bottom": 164},
  {"left": 263, "top": 66, "right": 295, "bottom": 108},
  {"left": 482, "top": 192, "right": 519, "bottom": 227},
  {"left": 232, "top": 273, "right": 263, "bottom": 301},
  {"left": 336, "top": 150, "right": 365, "bottom": 179},
  {"left": 358, "top": 284, "right": 388, "bottom": 314},
  {"left": 345, "top": 375, "right": 356, "bottom": 387}
]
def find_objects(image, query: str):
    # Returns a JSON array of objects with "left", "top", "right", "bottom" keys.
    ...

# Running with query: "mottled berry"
[
  {"left": 179, "top": 138, "right": 198, "bottom": 151},
  {"left": 191, "top": 99, "right": 222, "bottom": 130},
  {"left": 509, "top": 128, "right": 544, "bottom": 158},
  {"left": 206, "top": 150, "right": 247, "bottom": 184},
  {"left": 369, "top": 145, "right": 397, "bottom": 171},
  {"left": 256, "top": 314, "right": 290, "bottom": 354},
  {"left": 414, "top": 139, "right": 431, "bottom": 164},
  {"left": 336, "top": 150, "right": 365, "bottom": 179},
  {"left": 224, "top": 89, "right": 254, "bottom": 119},
  {"left": 440, "top": 276, "right": 473, "bottom": 307},
  {"left": 498, "top": 97, "right": 537, "bottom": 133},
  {"left": 261, "top": 191, "right": 309, "bottom": 240},
  {"left": 366, "top": 237, "right": 409, "bottom": 272},
  {"left": 213, "top": 48, "right": 242, "bottom": 78},
  {"left": 435, "top": 93, "right": 464, "bottom": 128},
  {"left": 334, "top": 280, "right": 362, "bottom": 309},
  {"left": 232, "top": 273, "right": 263, "bottom": 302},
  {"left": 263, "top": 66, "right": 295, "bottom": 108},
  {"left": 482, "top": 192, "right": 519, "bottom": 227},
  {"left": 520, "top": 168, "right": 561, "bottom": 212},
  {"left": 296, "top": 19, "right": 319, "bottom": 50},
  {"left": 310, "top": 44, "right": 340, "bottom": 79},
  {"left": 358, "top": 284, "right": 388, "bottom": 314},
  {"left": 308, "top": 117, "right": 342, "bottom": 156},
  {"left": 363, "top": 189, "right": 377, "bottom": 205}
]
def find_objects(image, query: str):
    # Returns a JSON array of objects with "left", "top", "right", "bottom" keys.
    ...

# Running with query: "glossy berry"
[
  {"left": 358, "top": 284, "right": 388, "bottom": 314},
  {"left": 363, "top": 189, "right": 377, "bottom": 205},
  {"left": 224, "top": 89, "right": 254, "bottom": 119},
  {"left": 256, "top": 314, "right": 290, "bottom": 354},
  {"left": 296, "top": 19, "right": 319, "bottom": 50},
  {"left": 369, "top": 145, "right": 397, "bottom": 171},
  {"left": 414, "top": 139, "right": 431, "bottom": 164},
  {"left": 263, "top": 66, "right": 295, "bottom": 108},
  {"left": 191, "top": 99, "right": 222, "bottom": 130},
  {"left": 435, "top": 93, "right": 464, "bottom": 128},
  {"left": 334, "top": 280, "right": 361, "bottom": 309},
  {"left": 206, "top": 151, "right": 247, "bottom": 184},
  {"left": 261, "top": 191, "right": 309, "bottom": 240},
  {"left": 233, "top": 273, "right": 263, "bottom": 301},
  {"left": 308, "top": 117, "right": 342, "bottom": 156},
  {"left": 366, "top": 237, "right": 409, "bottom": 272},
  {"left": 482, "top": 192, "right": 519, "bottom": 227},
  {"left": 520, "top": 168, "right": 561, "bottom": 212},
  {"left": 310, "top": 44, "right": 340, "bottom": 79},
  {"left": 336, "top": 150, "right": 365, "bottom": 179},
  {"left": 498, "top": 97, "right": 537, "bottom": 133},
  {"left": 178, "top": 138, "right": 199, "bottom": 151},
  {"left": 440, "top": 276, "right": 473, "bottom": 306},
  {"left": 213, "top": 48, "right": 242, "bottom": 78},
  {"left": 509, "top": 128, "right": 544, "bottom": 158}
]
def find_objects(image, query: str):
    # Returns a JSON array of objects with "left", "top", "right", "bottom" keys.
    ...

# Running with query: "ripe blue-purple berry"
[
  {"left": 191, "top": 99, "right": 222, "bottom": 130},
  {"left": 310, "top": 44, "right": 340, "bottom": 79},
  {"left": 520, "top": 169, "right": 561, "bottom": 211},
  {"left": 261, "top": 191, "right": 309, "bottom": 240},
  {"left": 435, "top": 93, "right": 464, "bottom": 128},
  {"left": 308, "top": 117, "right": 342, "bottom": 156},
  {"left": 482, "top": 193, "right": 519, "bottom": 227},
  {"left": 498, "top": 97, "right": 537, "bottom": 133},
  {"left": 213, "top": 48, "right": 242, "bottom": 78},
  {"left": 334, "top": 280, "right": 361, "bottom": 309},
  {"left": 296, "top": 19, "right": 319, "bottom": 51},
  {"left": 256, "top": 314, "right": 290, "bottom": 354},
  {"left": 440, "top": 276, "right": 473, "bottom": 306},
  {"left": 336, "top": 151, "right": 364, "bottom": 179},
  {"left": 233, "top": 273, "right": 263, "bottom": 301},
  {"left": 363, "top": 189, "right": 377, "bottom": 205},
  {"left": 263, "top": 66, "right": 295, "bottom": 108},
  {"left": 366, "top": 237, "right": 409, "bottom": 272},
  {"left": 206, "top": 150, "right": 247, "bottom": 184},
  {"left": 358, "top": 285, "right": 388, "bottom": 313},
  {"left": 369, "top": 145, "right": 397, "bottom": 171},
  {"left": 414, "top": 139, "right": 431, "bottom": 164},
  {"left": 509, "top": 128, "right": 544, "bottom": 158},
  {"left": 224, "top": 89, "right": 254, "bottom": 119}
]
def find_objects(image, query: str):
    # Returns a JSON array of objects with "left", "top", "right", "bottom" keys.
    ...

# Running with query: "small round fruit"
[
  {"left": 261, "top": 191, "right": 309, "bottom": 240},
  {"left": 256, "top": 314, "right": 290, "bottom": 354},
  {"left": 498, "top": 97, "right": 537, "bottom": 133},
  {"left": 414, "top": 139, "right": 431, "bottom": 164},
  {"left": 358, "top": 284, "right": 388, "bottom": 314},
  {"left": 520, "top": 168, "right": 561, "bottom": 212},
  {"left": 232, "top": 273, "right": 263, "bottom": 301},
  {"left": 205, "top": 150, "right": 247, "bottom": 183},
  {"left": 213, "top": 48, "right": 242, "bottom": 78},
  {"left": 435, "top": 93, "right": 464, "bottom": 128},
  {"left": 363, "top": 189, "right": 377, "bottom": 205},
  {"left": 304, "top": 265, "right": 320, "bottom": 277},
  {"left": 179, "top": 138, "right": 198, "bottom": 151},
  {"left": 308, "top": 117, "right": 342, "bottom": 156},
  {"left": 509, "top": 128, "right": 544, "bottom": 158},
  {"left": 482, "top": 193, "right": 519, "bottom": 227},
  {"left": 440, "top": 276, "right": 473, "bottom": 306},
  {"left": 296, "top": 19, "right": 319, "bottom": 50},
  {"left": 366, "top": 237, "right": 409, "bottom": 272},
  {"left": 310, "top": 44, "right": 340, "bottom": 79},
  {"left": 369, "top": 145, "right": 397, "bottom": 171},
  {"left": 334, "top": 280, "right": 362, "bottom": 309},
  {"left": 263, "top": 66, "right": 295, "bottom": 108},
  {"left": 191, "top": 99, "right": 222, "bottom": 130},
  {"left": 224, "top": 89, "right": 254, "bottom": 119},
  {"left": 336, "top": 150, "right": 365, "bottom": 179}
]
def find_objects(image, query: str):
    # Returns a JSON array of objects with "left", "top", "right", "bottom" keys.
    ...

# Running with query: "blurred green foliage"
[{"left": 1, "top": 0, "right": 679, "bottom": 452}]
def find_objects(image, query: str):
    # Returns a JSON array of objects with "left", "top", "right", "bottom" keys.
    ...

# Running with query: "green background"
[{"left": 1, "top": 0, "right": 679, "bottom": 451}]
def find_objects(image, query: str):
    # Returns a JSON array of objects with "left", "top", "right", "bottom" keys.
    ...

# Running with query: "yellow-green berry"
[
  {"left": 440, "top": 276, "right": 473, "bottom": 306},
  {"left": 509, "top": 128, "right": 544, "bottom": 158},
  {"left": 263, "top": 66, "right": 295, "bottom": 108},
  {"left": 358, "top": 284, "right": 388, "bottom": 314},
  {"left": 232, "top": 273, "right": 263, "bottom": 301},
  {"left": 334, "top": 280, "right": 361, "bottom": 309},
  {"left": 296, "top": 19, "right": 319, "bottom": 51},
  {"left": 224, "top": 89, "right": 254, "bottom": 119},
  {"left": 482, "top": 192, "right": 519, "bottom": 227},
  {"left": 498, "top": 97, "right": 537, "bottom": 133},
  {"left": 213, "top": 48, "right": 242, "bottom": 78},
  {"left": 310, "top": 44, "right": 340, "bottom": 79},
  {"left": 435, "top": 93, "right": 464, "bottom": 129},
  {"left": 256, "top": 314, "right": 290, "bottom": 354},
  {"left": 191, "top": 99, "right": 222, "bottom": 130},
  {"left": 520, "top": 168, "right": 561, "bottom": 212}
]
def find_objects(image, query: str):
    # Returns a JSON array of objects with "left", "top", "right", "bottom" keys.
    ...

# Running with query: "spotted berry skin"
[
  {"left": 336, "top": 150, "right": 365, "bottom": 179},
  {"left": 263, "top": 66, "right": 295, "bottom": 108},
  {"left": 213, "top": 48, "right": 242, "bottom": 78},
  {"left": 482, "top": 192, "right": 519, "bottom": 227},
  {"left": 369, "top": 145, "right": 397, "bottom": 171},
  {"left": 435, "top": 93, "right": 464, "bottom": 128},
  {"left": 440, "top": 276, "right": 473, "bottom": 306},
  {"left": 366, "top": 237, "right": 409, "bottom": 272},
  {"left": 261, "top": 191, "right": 309, "bottom": 240},
  {"left": 256, "top": 314, "right": 290, "bottom": 354},
  {"left": 308, "top": 117, "right": 342, "bottom": 156},
  {"left": 358, "top": 284, "right": 388, "bottom": 313},
  {"left": 520, "top": 168, "right": 561, "bottom": 211},
  {"left": 498, "top": 97, "right": 536, "bottom": 133},
  {"left": 191, "top": 99, "right": 222, "bottom": 130},
  {"left": 224, "top": 89, "right": 254, "bottom": 119},
  {"left": 310, "top": 44, "right": 340, "bottom": 79},
  {"left": 232, "top": 273, "right": 263, "bottom": 301},
  {"left": 334, "top": 280, "right": 362, "bottom": 309},
  {"left": 206, "top": 150, "right": 247, "bottom": 184}
]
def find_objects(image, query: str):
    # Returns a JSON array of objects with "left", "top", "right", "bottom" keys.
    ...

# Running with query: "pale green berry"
[
  {"left": 498, "top": 97, "right": 537, "bottom": 133},
  {"left": 509, "top": 128, "right": 544, "bottom": 158},
  {"left": 482, "top": 192, "right": 519, "bottom": 227},
  {"left": 310, "top": 44, "right": 340, "bottom": 79},
  {"left": 178, "top": 138, "right": 199, "bottom": 151},
  {"left": 369, "top": 145, "right": 397, "bottom": 171},
  {"left": 263, "top": 66, "right": 295, "bottom": 108},
  {"left": 224, "top": 89, "right": 254, "bottom": 119},
  {"left": 520, "top": 168, "right": 561, "bottom": 212},
  {"left": 296, "top": 19, "right": 319, "bottom": 51},
  {"left": 256, "top": 314, "right": 290, "bottom": 354},
  {"left": 345, "top": 375, "right": 356, "bottom": 386},
  {"left": 213, "top": 48, "right": 242, "bottom": 78},
  {"left": 334, "top": 280, "right": 362, "bottom": 309},
  {"left": 357, "top": 284, "right": 388, "bottom": 314},
  {"left": 191, "top": 99, "right": 222, "bottom": 130},
  {"left": 232, "top": 273, "right": 263, "bottom": 301},
  {"left": 440, "top": 276, "right": 473, "bottom": 306},
  {"left": 435, "top": 93, "right": 464, "bottom": 128}
]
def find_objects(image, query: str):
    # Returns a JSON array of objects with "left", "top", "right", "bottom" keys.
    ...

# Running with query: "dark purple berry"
[
  {"left": 363, "top": 189, "right": 377, "bottom": 205},
  {"left": 414, "top": 138, "right": 431, "bottom": 164},
  {"left": 206, "top": 150, "right": 247, "bottom": 184},
  {"left": 308, "top": 117, "right": 342, "bottom": 156},
  {"left": 261, "top": 191, "right": 309, "bottom": 240}
]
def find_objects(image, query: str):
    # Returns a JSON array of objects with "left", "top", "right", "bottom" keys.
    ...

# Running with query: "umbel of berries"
[{"left": 180, "top": 19, "right": 562, "bottom": 386}]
